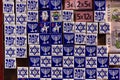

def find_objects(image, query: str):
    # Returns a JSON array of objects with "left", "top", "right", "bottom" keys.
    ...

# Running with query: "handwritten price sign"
[{"left": 64, "top": 0, "right": 75, "bottom": 10}]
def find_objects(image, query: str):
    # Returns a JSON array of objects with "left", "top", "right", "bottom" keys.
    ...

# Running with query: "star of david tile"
[
  {"left": 52, "top": 56, "right": 62, "bottom": 67},
  {"left": 52, "top": 45, "right": 63, "bottom": 56},
  {"left": 29, "top": 67, "right": 40, "bottom": 78},
  {"left": 63, "top": 45, "right": 74, "bottom": 56},
  {"left": 99, "top": 22, "right": 110, "bottom": 34},
  {"left": 27, "top": 0, "right": 38, "bottom": 10},
  {"left": 40, "top": 34, "right": 50, "bottom": 45},
  {"left": 63, "top": 56, "right": 74, "bottom": 67},
  {"left": 86, "top": 45, "right": 97, "bottom": 57},
  {"left": 17, "top": 67, "right": 28, "bottom": 78},
  {"left": 5, "top": 47, "right": 16, "bottom": 58},
  {"left": 29, "top": 45, "right": 40, "bottom": 56},
  {"left": 109, "top": 54, "right": 120, "bottom": 65},
  {"left": 40, "top": 67, "right": 51, "bottom": 78},
  {"left": 50, "top": 0, "right": 62, "bottom": 10},
  {"left": 64, "top": 33, "right": 74, "bottom": 44},
  {"left": 16, "top": 47, "right": 27, "bottom": 58},
  {"left": 41, "top": 56, "right": 51, "bottom": 67},
  {"left": 63, "top": 68, "right": 74, "bottom": 78},
  {"left": 75, "top": 33, "right": 86, "bottom": 44},
  {"left": 97, "top": 57, "right": 108, "bottom": 68},
  {"left": 16, "top": 3, "right": 26, "bottom": 13},
  {"left": 108, "top": 68, "right": 119, "bottom": 80},
  {"left": 97, "top": 68, "right": 108, "bottom": 79},
  {"left": 86, "top": 57, "right": 97, "bottom": 68},
  {"left": 97, "top": 46, "right": 108, "bottom": 57},
  {"left": 63, "top": 22, "right": 74, "bottom": 33},
  {"left": 5, "top": 58, "right": 16, "bottom": 69},
  {"left": 94, "top": 11, "right": 106, "bottom": 22},
  {"left": 29, "top": 56, "right": 40, "bottom": 67},
  {"left": 75, "top": 22, "right": 86, "bottom": 33},
  {"left": 27, "top": 11, "right": 38, "bottom": 22},
  {"left": 5, "top": 25, "right": 15, "bottom": 35},
  {"left": 87, "top": 22, "right": 98, "bottom": 34},
  {"left": 27, "top": 22, "right": 39, "bottom": 33},
  {"left": 16, "top": 14, "right": 27, "bottom": 24},
  {"left": 74, "top": 68, "right": 85, "bottom": 79},
  {"left": 94, "top": 0, "right": 106, "bottom": 11},
  {"left": 51, "top": 34, "right": 62, "bottom": 44},
  {"left": 16, "top": 25, "right": 26, "bottom": 35},
  {"left": 28, "top": 33, "right": 39, "bottom": 45},
  {"left": 52, "top": 67, "right": 62, "bottom": 78},
  {"left": 74, "top": 57, "right": 85, "bottom": 68},
  {"left": 5, "top": 36, "right": 15, "bottom": 46},
  {"left": 4, "top": 14, "right": 15, "bottom": 24},
  {"left": 40, "top": 45, "right": 51, "bottom": 56},
  {"left": 39, "top": 22, "right": 50, "bottom": 33},
  {"left": 86, "top": 34, "right": 97, "bottom": 45},
  {"left": 51, "top": 22, "right": 62, "bottom": 33},
  {"left": 3, "top": 2, "right": 14, "bottom": 13},
  {"left": 74, "top": 45, "right": 85, "bottom": 56},
  {"left": 86, "top": 68, "right": 96, "bottom": 79}
]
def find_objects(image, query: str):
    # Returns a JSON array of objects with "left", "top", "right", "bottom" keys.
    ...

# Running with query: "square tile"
[
  {"left": 40, "top": 67, "right": 51, "bottom": 78},
  {"left": 52, "top": 56, "right": 62, "bottom": 67},
  {"left": 94, "top": 0, "right": 106, "bottom": 11},
  {"left": 51, "top": 34, "right": 62, "bottom": 44},
  {"left": 17, "top": 67, "right": 28, "bottom": 78},
  {"left": 97, "top": 46, "right": 108, "bottom": 57},
  {"left": 75, "top": 22, "right": 86, "bottom": 33},
  {"left": 63, "top": 45, "right": 74, "bottom": 56},
  {"left": 63, "top": 56, "right": 74, "bottom": 67},
  {"left": 94, "top": 11, "right": 106, "bottom": 22},
  {"left": 99, "top": 22, "right": 110, "bottom": 34},
  {"left": 16, "top": 14, "right": 27, "bottom": 25},
  {"left": 39, "top": 10, "right": 50, "bottom": 22},
  {"left": 40, "top": 45, "right": 51, "bottom": 56},
  {"left": 51, "top": 22, "right": 62, "bottom": 33},
  {"left": 86, "top": 34, "right": 97, "bottom": 45},
  {"left": 63, "top": 22, "right": 74, "bottom": 33},
  {"left": 74, "top": 45, "right": 85, "bottom": 56},
  {"left": 97, "top": 57, "right": 108, "bottom": 68},
  {"left": 3, "top": 2, "right": 14, "bottom": 14},
  {"left": 27, "top": 0, "right": 38, "bottom": 11},
  {"left": 16, "top": 25, "right": 27, "bottom": 35},
  {"left": 41, "top": 56, "right": 51, "bottom": 67},
  {"left": 16, "top": 47, "right": 27, "bottom": 58},
  {"left": 75, "top": 33, "right": 86, "bottom": 44},
  {"left": 63, "top": 68, "right": 74, "bottom": 78},
  {"left": 74, "top": 68, "right": 85, "bottom": 79},
  {"left": 27, "top": 22, "right": 39, "bottom": 33},
  {"left": 74, "top": 57, "right": 85, "bottom": 68},
  {"left": 64, "top": 33, "right": 74, "bottom": 44},
  {"left": 52, "top": 67, "right": 62, "bottom": 78},
  {"left": 5, "top": 58, "right": 16, "bottom": 69},
  {"left": 29, "top": 45, "right": 40, "bottom": 56},
  {"left": 40, "top": 34, "right": 50, "bottom": 45},
  {"left": 86, "top": 45, "right": 97, "bottom": 57},
  {"left": 39, "top": 0, "right": 50, "bottom": 10},
  {"left": 86, "top": 57, "right": 97, "bottom": 68},
  {"left": 87, "top": 22, "right": 98, "bottom": 34},
  {"left": 39, "top": 22, "right": 50, "bottom": 33},
  {"left": 64, "top": 0, "right": 75, "bottom": 10},
  {"left": 29, "top": 56, "right": 40, "bottom": 67},
  {"left": 109, "top": 54, "right": 120, "bottom": 65},
  {"left": 28, "top": 33, "right": 39, "bottom": 45},
  {"left": 97, "top": 68, "right": 108, "bottom": 79},
  {"left": 16, "top": 3, "right": 26, "bottom": 13},
  {"left": 50, "top": 0, "right": 62, "bottom": 10},
  {"left": 52, "top": 45, "right": 63, "bottom": 56},
  {"left": 108, "top": 68, "right": 119, "bottom": 80},
  {"left": 5, "top": 47, "right": 16, "bottom": 58},
  {"left": 27, "top": 11, "right": 38, "bottom": 22},
  {"left": 85, "top": 68, "right": 97, "bottom": 79},
  {"left": 29, "top": 67, "right": 40, "bottom": 78},
  {"left": 4, "top": 14, "right": 15, "bottom": 24},
  {"left": 4, "top": 24, "right": 15, "bottom": 35},
  {"left": 5, "top": 36, "right": 16, "bottom": 46},
  {"left": 16, "top": 36, "right": 27, "bottom": 46}
]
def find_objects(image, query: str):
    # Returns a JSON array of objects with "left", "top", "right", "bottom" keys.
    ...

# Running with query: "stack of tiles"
[{"left": 3, "top": 0, "right": 120, "bottom": 80}]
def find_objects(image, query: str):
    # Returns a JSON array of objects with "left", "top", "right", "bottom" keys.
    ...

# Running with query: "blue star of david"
[
  {"left": 76, "top": 23, "right": 85, "bottom": 32},
  {"left": 88, "top": 24, "right": 97, "bottom": 33},
  {"left": 6, "top": 48, "right": 15, "bottom": 57},
  {"left": 53, "top": 46, "right": 62, "bottom": 55},
  {"left": 64, "top": 57, "right": 73, "bottom": 66},
  {"left": 30, "top": 68, "right": 39, "bottom": 77},
  {"left": 17, "top": 15, "right": 26, "bottom": 24},
  {"left": 100, "top": 23, "right": 110, "bottom": 33},
  {"left": 87, "top": 58, "right": 96, "bottom": 67},
  {"left": 75, "top": 47, "right": 84, "bottom": 55},
  {"left": 98, "top": 47, "right": 107, "bottom": 56},
  {"left": 17, "top": 48, "right": 26, "bottom": 57},
  {"left": 53, "top": 68, "right": 61, "bottom": 77},
  {"left": 98, "top": 69, "right": 107, "bottom": 78},
  {"left": 30, "top": 46, "right": 39, "bottom": 55},
  {"left": 110, "top": 55, "right": 119, "bottom": 64},
  {"left": 5, "top": 15, "right": 14, "bottom": 24},
  {"left": 41, "top": 57, "right": 51, "bottom": 66},
  {"left": 18, "top": 68, "right": 27, "bottom": 77}
]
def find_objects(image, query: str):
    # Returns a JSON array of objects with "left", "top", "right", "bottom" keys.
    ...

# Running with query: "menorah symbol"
[
  {"left": 109, "top": 70, "right": 118, "bottom": 79},
  {"left": 40, "top": 35, "right": 49, "bottom": 44},
  {"left": 51, "top": 0, "right": 61, "bottom": 9},
  {"left": 64, "top": 47, "right": 73, "bottom": 55},
  {"left": 95, "top": 1, "right": 105, "bottom": 10},
  {"left": 86, "top": 47, "right": 96, "bottom": 56},
  {"left": 52, "top": 23, "right": 61, "bottom": 32},
  {"left": 41, "top": 23, "right": 49, "bottom": 33},
  {"left": 98, "top": 58, "right": 107, "bottom": 67},
  {"left": 75, "top": 58, "right": 84, "bottom": 67},
  {"left": 41, "top": 46, "right": 50, "bottom": 55},
  {"left": 52, "top": 57, "right": 62, "bottom": 66},
  {"left": 41, "top": 68, "right": 50, "bottom": 77},
  {"left": 64, "top": 34, "right": 74, "bottom": 43},
  {"left": 28, "top": 24, "right": 37, "bottom": 32},
  {"left": 30, "top": 57, "right": 39, "bottom": 66},
  {"left": 63, "top": 69, "right": 73, "bottom": 78},
  {"left": 86, "top": 69, "right": 96, "bottom": 78},
  {"left": 40, "top": 0, "right": 49, "bottom": 8},
  {"left": 51, "top": 35, "right": 61, "bottom": 44}
]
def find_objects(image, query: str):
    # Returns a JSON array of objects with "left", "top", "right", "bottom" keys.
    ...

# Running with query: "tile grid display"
[{"left": 3, "top": 0, "right": 120, "bottom": 80}]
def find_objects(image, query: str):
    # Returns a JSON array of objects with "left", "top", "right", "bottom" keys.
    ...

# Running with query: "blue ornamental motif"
[
  {"left": 100, "top": 23, "right": 110, "bottom": 33},
  {"left": 5, "top": 36, "right": 15, "bottom": 46},
  {"left": 87, "top": 23, "right": 98, "bottom": 33},
  {"left": 16, "top": 3, "right": 26, "bottom": 13},
  {"left": 28, "top": 11, "right": 38, "bottom": 21},
  {"left": 87, "top": 34, "right": 97, "bottom": 45},
  {"left": 29, "top": 34, "right": 39, "bottom": 44},
  {"left": 5, "top": 25, "right": 14, "bottom": 35},
  {"left": 16, "top": 48, "right": 26, "bottom": 57},
  {"left": 16, "top": 37, "right": 26, "bottom": 46},
  {"left": 16, "top": 26, "right": 25, "bottom": 35},
  {"left": 4, "top": 3, "right": 13, "bottom": 13},
  {"left": 63, "top": 22, "right": 74, "bottom": 33},
  {"left": 6, "top": 48, "right": 15, "bottom": 57},
  {"left": 63, "top": 11, "right": 73, "bottom": 21},
  {"left": 28, "top": 0, "right": 37, "bottom": 10},
  {"left": 75, "top": 34, "right": 86, "bottom": 44},
  {"left": 5, "top": 58, "right": 16, "bottom": 69},
  {"left": 75, "top": 22, "right": 86, "bottom": 33},
  {"left": 95, "top": 11, "right": 105, "bottom": 22}
]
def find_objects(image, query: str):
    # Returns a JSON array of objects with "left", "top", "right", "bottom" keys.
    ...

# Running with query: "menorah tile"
[
  {"left": 52, "top": 67, "right": 62, "bottom": 78},
  {"left": 17, "top": 67, "right": 28, "bottom": 78},
  {"left": 50, "top": 0, "right": 62, "bottom": 10},
  {"left": 86, "top": 57, "right": 97, "bottom": 68},
  {"left": 64, "top": 33, "right": 74, "bottom": 44},
  {"left": 108, "top": 68, "right": 119, "bottom": 80},
  {"left": 75, "top": 22, "right": 86, "bottom": 33},
  {"left": 27, "top": 22, "right": 39, "bottom": 33},
  {"left": 16, "top": 3, "right": 26, "bottom": 14},
  {"left": 41, "top": 56, "right": 51, "bottom": 67},
  {"left": 39, "top": 0, "right": 50, "bottom": 10},
  {"left": 52, "top": 45, "right": 63, "bottom": 56},
  {"left": 86, "top": 45, "right": 97, "bottom": 57},
  {"left": 29, "top": 56, "right": 40, "bottom": 67},
  {"left": 97, "top": 46, "right": 108, "bottom": 57},
  {"left": 50, "top": 10, "right": 62, "bottom": 22},
  {"left": 63, "top": 22, "right": 74, "bottom": 33},
  {"left": 86, "top": 34, "right": 97, "bottom": 45},
  {"left": 40, "top": 67, "right": 51, "bottom": 78},
  {"left": 75, "top": 33, "right": 86, "bottom": 44},
  {"left": 16, "top": 36, "right": 27, "bottom": 46},
  {"left": 16, "top": 46, "right": 27, "bottom": 58},
  {"left": 97, "top": 57, "right": 108, "bottom": 68},
  {"left": 5, "top": 58, "right": 16, "bottom": 69},
  {"left": 63, "top": 68, "right": 74, "bottom": 78},
  {"left": 27, "top": 11, "right": 38, "bottom": 22},
  {"left": 74, "top": 68, "right": 85, "bottom": 79},
  {"left": 5, "top": 36, "right": 16, "bottom": 46},
  {"left": 99, "top": 22, "right": 110, "bottom": 34},
  {"left": 74, "top": 45, "right": 85, "bottom": 56},
  {"left": 39, "top": 22, "right": 50, "bottom": 33},
  {"left": 97, "top": 68, "right": 108, "bottom": 79},
  {"left": 16, "top": 14, "right": 27, "bottom": 25},
  {"left": 63, "top": 56, "right": 74, "bottom": 67},
  {"left": 4, "top": 24, "right": 15, "bottom": 35},
  {"left": 51, "top": 22, "right": 62, "bottom": 33},
  {"left": 16, "top": 25, "right": 27, "bottom": 35},
  {"left": 40, "top": 45, "right": 51, "bottom": 56},
  {"left": 29, "top": 67, "right": 40, "bottom": 78},
  {"left": 85, "top": 68, "right": 97, "bottom": 79},
  {"left": 74, "top": 57, "right": 85, "bottom": 68},
  {"left": 109, "top": 54, "right": 120, "bottom": 65},
  {"left": 4, "top": 14, "right": 15, "bottom": 24},
  {"left": 39, "top": 10, "right": 50, "bottom": 22},
  {"left": 64, "top": 0, "right": 75, "bottom": 10},
  {"left": 51, "top": 34, "right": 62, "bottom": 44},
  {"left": 94, "top": 0, "right": 106, "bottom": 11},
  {"left": 87, "top": 22, "right": 98, "bottom": 34},
  {"left": 5, "top": 47, "right": 16, "bottom": 58},
  {"left": 52, "top": 56, "right": 62, "bottom": 67},
  {"left": 29, "top": 45, "right": 40, "bottom": 56},
  {"left": 62, "top": 10, "right": 74, "bottom": 22},
  {"left": 28, "top": 33, "right": 39, "bottom": 45},
  {"left": 94, "top": 11, "right": 106, "bottom": 22},
  {"left": 27, "top": 0, "right": 38, "bottom": 11},
  {"left": 3, "top": 2, "right": 14, "bottom": 14},
  {"left": 63, "top": 45, "right": 74, "bottom": 56}
]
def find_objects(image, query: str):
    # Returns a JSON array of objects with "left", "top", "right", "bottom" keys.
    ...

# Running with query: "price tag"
[
  {"left": 64, "top": 0, "right": 75, "bottom": 10},
  {"left": 75, "top": 11, "right": 93, "bottom": 22}
]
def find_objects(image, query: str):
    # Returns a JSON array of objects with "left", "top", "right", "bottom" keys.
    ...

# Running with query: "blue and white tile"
[
  {"left": 39, "top": 0, "right": 50, "bottom": 10},
  {"left": 39, "top": 10, "right": 50, "bottom": 22},
  {"left": 108, "top": 68, "right": 119, "bottom": 80},
  {"left": 52, "top": 56, "right": 62, "bottom": 67},
  {"left": 63, "top": 68, "right": 74, "bottom": 78},
  {"left": 97, "top": 68, "right": 108, "bottom": 79},
  {"left": 64, "top": 33, "right": 74, "bottom": 44},
  {"left": 40, "top": 45, "right": 51, "bottom": 56},
  {"left": 29, "top": 45, "right": 40, "bottom": 56},
  {"left": 62, "top": 10, "right": 74, "bottom": 22},
  {"left": 94, "top": 0, "right": 106, "bottom": 11},
  {"left": 40, "top": 34, "right": 50, "bottom": 45},
  {"left": 97, "top": 57, "right": 108, "bottom": 68},
  {"left": 85, "top": 68, "right": 97, "bottom": 79},
  {"left": 97, "top": 45, "right": 108, "bottom": 57},
  {"left": 51, "top": 34, "right": 62, "bottom": 44},
  {"left": 16, "top": 36, "right": 27, "bottom": 46},
  {"left": 74, "top": 45, "right": 85, "bottom": 56},
  {"left": 16, "top": 3, "right": 26, "bottom": 14},
  {"left": 17, "top": 67, "right": 28, "bottom": 78},
  {"left": 52, "top": 67, "right": 62, "bottom": 78},
  {"left": 74, "top": 57, "right": 85, "bottom": 68},
  {"left": 3, "top": 2, "right": 14, "bottom": 14},
  {"left": 16, "top": 25, "right": 26, "bottom": 35},
  {"left": 16, "top": 14, "right": 27, "bottom": 25},
  {"left": 40, "top": 67, "right": 51, "bottom": 78},
  {"left": 63, "top": 45, "right": 74, "bottom": 56},
  {"left": 5, "top": 47, "right": 16, "bottom": 58},
  {"left": 39, "top": 22, "right": 50, "bottom": 33},
  {"left": 27, "top": 0, "right": 38, "bottom": 11},
  {"left": 109, "top": 54, "right": 120, "bottom": 65},
  {"left": 29, "top": 67, "right": 40, "bottom": 78},
  {"left": 16, "top": 46, "right": 27, "bottom": 58},
  {"left": 74, "top": 68, "right": 85, "bottom": 79},
  {"left": 27, "top": 11, "right": 38, "bottom": 22},
  {"left": 16, "top": 0, "right": 26, "bottom": 2},
  {"left": 87, "top": 22, "right": 98, "bottom": 34},
  {"left": 5, "top": 36, "right": 15, "bottom": 46},
  {"left": 27, "top": 22, "right": 38, "bottom": 33},
  {"left": 63, "top": 22, "right": 74, "bottom": 33},
  {"left": 94, "top": 11, "right": 106, "bottom": 22},
  {"left": 63, "top": 56, "right": 74, "bottom": 67},
  {"left": 86, "top": 57, "right": 97, "bottom": 68},
  {"left": 52, "top": 45, "right": 63, "bottom": 56},
  {"left": 18, "top": 78, "right": 29, "bottom": 80},
  {"left": 28, "top": 33, "right": 39, "bottom": 45},
  {"left": 75, "top": 22, "right": 86, "bottom": 33},
  {"left": 5, "top": 58, "right": 16, "bottom": 69},
  {"left": 75, "top": 33, "right": 86, "bottom": 44},
  {"left": 29, "top": 56, "right": 40, "bottom": 67},
  {"left": 51, "top": 22, "right": 62, "bottom": 33},
  {"left": 50, "top": 0, "right": 62, "bottom": 10},
  {"left": 50, "top": 10, "right": 62, "bottom": 22},
  {"left": 86, "top": 45, "right": 97, "bottom": 57},
  {"left": 4, "top": 25, "right": 15, "bottom": 35},
  {"left": 41, "top": 56, "right": 51, "bottom": 67},
  {"left": 86, "top": 34, "right": 97, "bottom": 45},
  {"left": 4, "top": 14, "right": 15, "bottom": 24},
  {"left": 99, "top": 22, "right": 110, "bottom": 34},
  {"left": 3, "top": 0, "right": 14, "bottom": 2}
]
